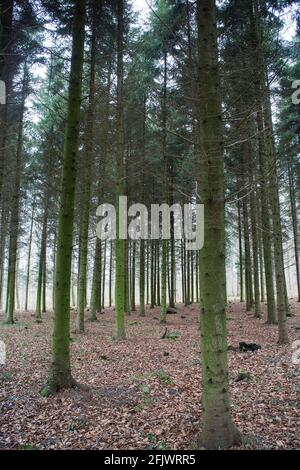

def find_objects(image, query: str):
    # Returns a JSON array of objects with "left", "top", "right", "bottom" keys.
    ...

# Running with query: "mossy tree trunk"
[
  {"left": 114, "top": 0, "right": 126, "bottom": 340},
  {"left": 43, "top": 0, "right": 86, "bottom": 394},
  {"left": 196, "top": 0, "right": 241, "bottom": 449},
  {"left": 160, "top": 50, "right": 168, "bottom": 324}
]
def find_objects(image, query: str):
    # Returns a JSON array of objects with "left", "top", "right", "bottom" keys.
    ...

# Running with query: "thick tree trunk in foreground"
[
  {"left": 114, "top": 0, "right": 126, "bottom": 340},
  {"left": 196, "top": 0, "right": 241, "bottom": 449},
  {"left": 43, "top": 0, "right": 86, "bottom": 395}
]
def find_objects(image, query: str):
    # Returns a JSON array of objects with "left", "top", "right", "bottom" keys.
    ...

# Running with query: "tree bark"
[
  {"left": 196, "top": 0, "right": 241, "bottom": 449},
  {"left": 43, "top": 0, "right": 86, "bottom": 394}
]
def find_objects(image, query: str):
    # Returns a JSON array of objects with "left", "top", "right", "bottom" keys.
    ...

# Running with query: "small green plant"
[
  {"left": 142, "top": 396, "right": 154, "bottom": 407},
  {"left": 163, "top": 331, "right": 181, "bottom": 340},
  {"left": 18, "top": 444, "right": 37, "bottom": 450},
  {"left": 157, "top": 441, "right": 170, "bottom": 451},
  {"left": 154, "top": 369, "right": 174, "bottom": 385},
  {"left": 76, "top": 416, "right": 88, "bottom": 428},
  {"left": 67, "top": 422, "right": 75, "bottom": 432},
  {"left": 0, "top": 372, "right": 12, "bottom": 383},
  {"left": 236, "top": 370, "right": 251, "bottom": 382},
  {"left": 142, "top": 385, "right": 150, "bottom": 394}
]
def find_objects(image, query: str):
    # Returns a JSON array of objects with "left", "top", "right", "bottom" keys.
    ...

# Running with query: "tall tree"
[
  {"left": 42, "top": 0, "right": 86, "bottom": 395},
  {"left": 114, "top": 0, "right": 126, "bottom": 340},
  {"left": 196, "top": 0, "right": 241, "bottom": 449}
]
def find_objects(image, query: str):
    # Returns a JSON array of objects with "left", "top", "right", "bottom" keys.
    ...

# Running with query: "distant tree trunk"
[
  {"left": 35, "top": 207, "right": 48, "bottom": 322},
  {"left": 150, "top": 240, "right": 155, "bottom": 308},
  {"left": 0, "top": 207, "right": 8, "bottom": 310},
  {"left": 43, "top": 0, "right": 86, "bottom": 395},
  {"left": 146, "top": 241, "right": 150, "bottom": 305},
  {"left": 196, "top": 0, "right": 241, "bottom": 449},
  {"left": 102, "top": 239, "right": 107, "bottom": 309},
  {"left": 109, "top": 240, "right": 113, "bottom": 307},
  {"left": 52, "top": 231, "right": 57, "bottom": 310},
  {"left": 15, "top": 261, "right": 20, "bottom": 310},
  {"left": 249, "top": 170, "right": 261, "bottom": 318},
  {"left": 24, "top": 203, "right": 35, "bottom": 311},
  {"left": 161, "top": 239, "right": 167, "bottom": 324},
  {"left": 243, "top": 199, "right": 253, "bottom": 311},
  {"left": 195, "top": 250, "right": 199, "bottom": 303},
  {"left": 42, "top": 253, "right": 47, "bottom": 313},
  {"left": 169, "top": 173, "right": 176, "bottom": 308},
  {"left": 264, "top": 82, "right": 288, "bottom": 343},
  {"left": 181, "top": 240, "right": 185, "bottom": 304},
  {"left": 131, "top": 241, "right": 136, "bottom": 311},
  {"left": 258, "top": 220, "right": 265, "bottom": 303},
  {"left": 191, "top": 251, "right": 194, "bottom": 303},
  {"left": 89, "top": 238, "right": 101, "bottom": 321},
  {"left": 288, "top": 162, "right": 300, "bottom": 302},
  {"left": 251, "top": 0, "right": 276, "bottom": 325},
  {"left": 187, "top": 249, "right": 191, "bottom": 305},
  {"left": 237, "top": 200, "right": 244, "bottom": 303},
  {"left": 140, "top": 240, "right": 145, "bottom": 316},
  {"left": 124, "top": 239, "right": 130, "bottom": 315},
  {"left": 156, "top": 240, "right": 160, "bottom": 306},
  {"left": 256, "top": 104, "right": 276, "bottom": 323}
]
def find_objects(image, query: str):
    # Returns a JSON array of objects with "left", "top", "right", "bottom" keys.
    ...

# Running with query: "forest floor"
[{"left": 0, "top": 301, "right": 300, "bottom": 450}]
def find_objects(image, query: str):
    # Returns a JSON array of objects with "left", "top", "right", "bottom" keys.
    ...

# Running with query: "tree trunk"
[
  {"left": 114, "top": 0, "right": 126, "bottom": 340},
  {"left": 196, "top": 0, "right": 241, "bottom": 449},
  {"left": 35, "top": 207, "right": 48, "bottom": 322},
  {"left": 43, "top": 0, "right": 86, "bottom": 395},
  {"left": 237, "top": 200, "right": 244, "bottom": 303},
  {"left": 288, "top": 162, "right": 300, "bottom": 302},
  {"left": 6, "top": 65, "right": 28, "bottom": 324},
  {"left": 76, "top": 0, "right": 97, "bottom": 333}
]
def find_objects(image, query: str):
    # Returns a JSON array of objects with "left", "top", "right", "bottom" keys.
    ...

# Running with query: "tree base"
[
  {"left": 112, "top": 331, "right": 126, "bottom": 341},
  {"left": 88, "top": 317, "right": 98, "bottom": 322},
  {"left": 41, "top": 375, "right": 77, "bottom": 397},
  {"left": 195, "top": 423, "right": 242, "bottom": 450}
]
